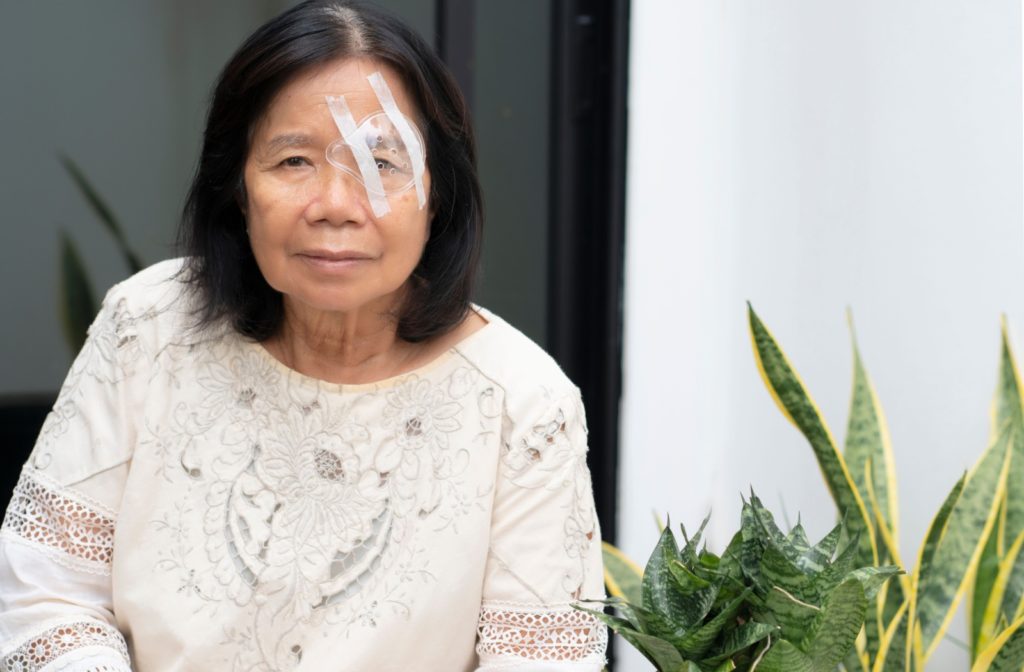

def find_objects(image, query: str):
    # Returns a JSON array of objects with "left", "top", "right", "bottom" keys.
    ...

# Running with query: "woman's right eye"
[{"left": 280, "top": 156, "right": 310, "bottom": 168}]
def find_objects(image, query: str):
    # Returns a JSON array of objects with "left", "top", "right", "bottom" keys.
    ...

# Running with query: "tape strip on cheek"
[
  {"left": 367, "top": 71, "right": 427, "bottom": 211},
  {"left": 325, "top": 94, "right": 391, "bottom": 218}
]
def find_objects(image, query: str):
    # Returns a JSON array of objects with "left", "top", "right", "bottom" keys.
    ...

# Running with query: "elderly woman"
[{"left": 0, "top": 1, "right": 606, "bottom": 671}]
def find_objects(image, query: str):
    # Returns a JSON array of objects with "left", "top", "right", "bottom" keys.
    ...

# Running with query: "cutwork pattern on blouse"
[
  {"left": 0, "top": 620, "right": 130, "bottom": 671},
  {"left": 0, "top": 469, "right": 116, "bottom": 575},
  {"left": 145, "top": 339, "right": 495, "bottom": 670},
  {"left": 500, "top": 394, "right": 598, "bottom": 597},
  {"left": 476, "top": 602, "right": 607, "bottom": 664}
]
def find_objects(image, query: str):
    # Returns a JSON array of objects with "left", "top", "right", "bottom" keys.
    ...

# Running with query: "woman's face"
[{"left": 243, "top": 57, "right": 431, "bottom": 318}]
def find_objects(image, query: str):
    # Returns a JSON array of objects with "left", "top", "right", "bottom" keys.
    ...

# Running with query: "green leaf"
[
  {"left": 58, "top": 232, "right": 97, "bottom": 355},
  {"left": 760, "top": 545, "right": 812, "bottom": 601},
  {"left": 748, "top": 305, "right": 877, "bottom": 568},
  {"left": 575, "top": 606, "right": 687, "bottom": 671},
  {"left": 622, "top": 629, "right": 688, "bottom": 671},
  {"left": 844, "top": 311, "right": 899, "bottom": 542},
  {"left": 719, "top": 531, "right": 746, "bottom": 589},
  {"left": 678, "top": 588, "right": 753, "bottom": 660},
  {"left": 971, "top": 614, "right": 1024, "bottom": 672},
  {"left": 747, "top": 491, "right": 792, "bottom": 552},
  {"left": 994, "top": 323, "right": 1024, "bottom": 647},
  {"left": 593, "top": 597, "right": 643, "bottom": 630},
  {"left": 806, "top": 535, "right": 860, "bottom": 603},
  {"left": 603, "top": 541, "right": 643, "bottom": 605},
  {"left": 917, "top": 472, "right": 967, "bottom": 584},
  {"left": 681, "top": 515, "right": 711, "bottom": 565},
  {"left": 701, "top": 621, "right": 778, "bottom": 666},
  {"left": 613, "top": 600, "right": 686, "bottom": 642},
  {"left": 970, "top": 497, "right": 1002, "bottom": 660},
  {"left": 976, "top": 528, "right": 1024, "bottom": 656},
  {"left": 59, "top": 154, "right": 143, "bottom": 274},
  {"left": 842, "top": 649, "right": 868, "bottom": 672},
  {"left": 667, "top": 560, "right": 719, "bottom": 629},
  {"left": 754, "top": 639, "right": 813, "bottom": 672},
  {"left": 873, "top": 600, "right": 909, "bottom": 672},
  {"left": 787, "top": 523, "right": 812, "bottom": 556},
  {"left": 643, "top": 526, "right": 684, "bottom": 619},
  {"left": 800, "top": 579, "right": 867, "bottom": 671},
  {"left": 915, "top": 423, "right": 1014, "bottom": 660},
  {"left": 756, "top": 587, "right": 820, "bottom": 643},
  {"left": 796, "top": 522, "right": 842, "bottom": 575},
  {"left": 843, "top": 565, "right": 902, "bottom": 601}
]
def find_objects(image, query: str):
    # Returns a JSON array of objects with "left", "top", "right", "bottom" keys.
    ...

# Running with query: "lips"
[
  {"left": 296, "top": 249, "right": 375, "bottom": 274},
  {"left": 298, "top": 249, "right": 374, "bottom": 262}
]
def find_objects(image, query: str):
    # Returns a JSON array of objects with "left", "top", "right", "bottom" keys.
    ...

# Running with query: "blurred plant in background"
[{"left": 58, "top": 155, "right": 143, "bottom": 354}]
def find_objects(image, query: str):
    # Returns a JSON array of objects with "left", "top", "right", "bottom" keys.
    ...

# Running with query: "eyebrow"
[{"left": 262, "top": 133, "right": 316, "bottom": 154}]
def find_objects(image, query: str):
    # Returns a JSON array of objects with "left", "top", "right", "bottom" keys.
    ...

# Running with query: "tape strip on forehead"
[
  {"left": 367, "top": 71, "right": 427, "bottom": 211},
  {"left": 325, "top": 94, "right": 391, "bottom": 218}
]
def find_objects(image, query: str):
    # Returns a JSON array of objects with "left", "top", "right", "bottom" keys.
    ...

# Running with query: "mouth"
[{"left": 297, "top": 250, "right": 375, "bottom": 271}]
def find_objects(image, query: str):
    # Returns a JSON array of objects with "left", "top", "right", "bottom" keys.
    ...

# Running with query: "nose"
[{"left": 305, "top": 167, "right": 371, "bottom": 226}]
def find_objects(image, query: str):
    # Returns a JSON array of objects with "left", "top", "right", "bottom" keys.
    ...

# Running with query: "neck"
[{"left": 268, "top": 296, "right": 416, "bottom": 384}]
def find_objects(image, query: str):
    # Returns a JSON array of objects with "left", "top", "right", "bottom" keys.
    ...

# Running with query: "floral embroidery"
[
  {"left": 142, "top": 354, "right": 491, "bottom": 671},
  {"left": 31, "top": 294, "right": 155, "bottom": 472},
  {"left": 0, "top": 621, "right": 130, "bottom": 671},
  {"left": 0, "top": 470, "right": 115, "bottom": 575},
  {"left": 379, "top": 377, "right": 464, "bottom": 517},
  {"left": 502, "top": 395, "right": 598, "bottom": 596},
  {"left": 46, "top": 274, "right": 602, "bottom": 670},
  {"left": 476, "top": 602, "right": 607, "bottom": 664}
]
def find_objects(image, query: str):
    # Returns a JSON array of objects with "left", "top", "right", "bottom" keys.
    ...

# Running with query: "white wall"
[{"left": 619, "top": 1, "right": 1022, "bottom": 670}]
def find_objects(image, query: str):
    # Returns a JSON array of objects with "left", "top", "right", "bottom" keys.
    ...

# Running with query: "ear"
[{"left": 234, "top": 174, "right": 248, "bottom": 215}]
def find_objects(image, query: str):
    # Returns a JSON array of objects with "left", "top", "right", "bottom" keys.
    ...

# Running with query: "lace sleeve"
[
  {"left": 0, "top": 288, "right": 139, "bottom": 671},
  {"left": 474, "top": 391, "right": 606, "bottom": 671},
  {"left": 1, "top": 621, "right": 131, "bottom": 672}
]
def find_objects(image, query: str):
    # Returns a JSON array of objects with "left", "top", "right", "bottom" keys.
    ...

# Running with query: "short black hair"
[{"left": 179, "top": 0, "right": 482, "bottom": 343}]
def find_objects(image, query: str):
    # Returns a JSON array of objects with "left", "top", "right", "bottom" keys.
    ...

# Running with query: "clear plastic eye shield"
[{"left": 324, "top": 71, "right": 427, "bottom": 218}]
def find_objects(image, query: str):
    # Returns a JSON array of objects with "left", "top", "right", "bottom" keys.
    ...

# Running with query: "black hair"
[{"left": 178, "top": 0, "right": 482, "bottom": 342}]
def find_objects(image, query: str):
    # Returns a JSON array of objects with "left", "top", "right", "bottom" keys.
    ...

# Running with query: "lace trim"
[
  {"left": 1, "top": 621, "right": 130, "bottom": 672},
  {"left": 1, "top": 470, "right": 116, "bottom": 575},
  {"left": 476, "top": 603, "right": 607, "bottom": 664}
]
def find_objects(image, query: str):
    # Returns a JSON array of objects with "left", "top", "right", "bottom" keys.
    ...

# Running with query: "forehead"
[{"left": 256, "top": 57, "right": 420, "bottom": 138}]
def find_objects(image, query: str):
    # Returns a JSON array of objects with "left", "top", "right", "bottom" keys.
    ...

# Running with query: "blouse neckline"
[{"left": 239, "top": 305, "right": 496, "bottom": 393}]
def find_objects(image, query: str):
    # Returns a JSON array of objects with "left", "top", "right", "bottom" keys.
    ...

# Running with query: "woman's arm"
[
  {"left": 0, "top": 289, "right": 142, "bottom": 671},
  {"left": 474, "top": 390, "right": 606, "bottom": 671}
]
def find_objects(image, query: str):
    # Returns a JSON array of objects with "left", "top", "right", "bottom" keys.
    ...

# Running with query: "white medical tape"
[
  {"left": 367, "top": 71, "right": 427, "bottom": 211},
  {"left": 325, "top": 94, "right": 391, "bottom": 218}
]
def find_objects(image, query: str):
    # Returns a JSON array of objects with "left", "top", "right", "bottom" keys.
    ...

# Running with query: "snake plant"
[
  {"left": 603, "top": 307, "right": 1024, "bottom": 670},
  {"left": 582, "top": 493, "right": 899, "bottom": 671}
]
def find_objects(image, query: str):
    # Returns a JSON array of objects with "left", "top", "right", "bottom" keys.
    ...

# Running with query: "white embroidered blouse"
[{"left": 0, "top": 260, "right": 607, "bottom": 671}]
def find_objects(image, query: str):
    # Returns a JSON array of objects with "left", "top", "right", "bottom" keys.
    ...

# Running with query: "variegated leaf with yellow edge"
[
  {"left": 602, "top": 540, "right": 643, "bottom": 606},
  {"left": 970, "top": 612, "right": 1024, "bottom": 671},
  {"left": 912, "top": 423, "right": 1014, "bottom": 662},
  {"left": 977, "top": 528, "right": 1024, "bottom": 655},
  {"left": 748, "top": 305, "right": 878, "bottom": 570}
]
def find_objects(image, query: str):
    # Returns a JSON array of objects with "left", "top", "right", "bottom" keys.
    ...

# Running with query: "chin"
[{"left": 284, "top": 287, "right": 403, "bottom": 316}]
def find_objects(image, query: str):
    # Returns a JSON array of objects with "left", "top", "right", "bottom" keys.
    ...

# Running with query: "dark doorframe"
[
  {"left": 547, "top": 4, "right": 629, "bottom": 665},
  {"left": 434, "top": 0, "right": 475, "bottom": 116},
  {"left": 547, "top": 0, "right": 629, "bottom": 554}
]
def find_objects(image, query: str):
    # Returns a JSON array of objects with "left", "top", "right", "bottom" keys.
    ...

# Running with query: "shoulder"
[
  {"left": 105, "top": 257, "right": 188, "bottom": 308},
  {"left": 453, "top": 306, "right": 582, "bottom": 429},
  {"left": 98, "top": 257, "right": 217, "bottom": 349}
]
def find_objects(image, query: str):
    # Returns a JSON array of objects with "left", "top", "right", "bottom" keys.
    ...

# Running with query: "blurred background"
[{"left": 1, "top": 1, "right": 1022, "bottom": 670}]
